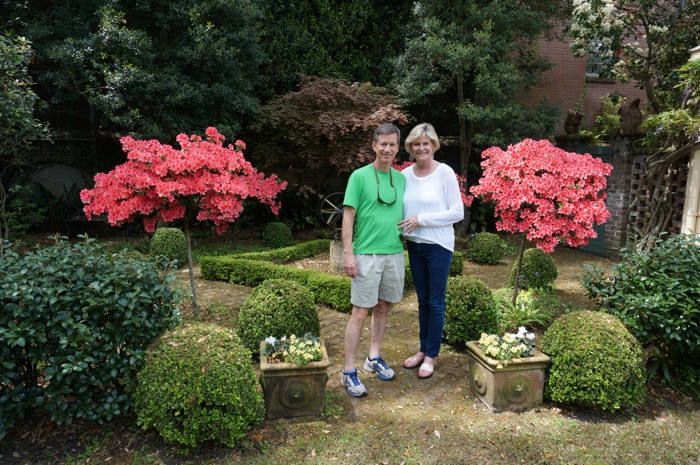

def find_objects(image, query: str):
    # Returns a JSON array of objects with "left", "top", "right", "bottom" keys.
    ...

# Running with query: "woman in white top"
[{"left": 398, "top": 123, "right": 464, "bottom": 379}]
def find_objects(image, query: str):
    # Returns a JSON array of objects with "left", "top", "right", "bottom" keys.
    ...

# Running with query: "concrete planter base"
[
  {"left": 259, "top": 340, "right": 329, "bottom": 419},
  {"left": 466, "top": 341, "right": 550, "bottom": 412}
]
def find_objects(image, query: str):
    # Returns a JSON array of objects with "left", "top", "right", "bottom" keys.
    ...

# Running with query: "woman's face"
[{"left": 411, "top": 135, "right": 434, "bottom": 162}]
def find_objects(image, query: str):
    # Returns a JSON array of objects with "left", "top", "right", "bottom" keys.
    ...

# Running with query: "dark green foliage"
[
  {"left": 444, "top": 276, "right": 498, "bottom": 348},
  {"left": 238, "top": 279, "right": 321, "bottom": 355},
  {"left": 542, "top": 311, "right": 645, "bottom": 412},
  {"left": 579, "top": 234, "right": 700, "bottom": 389},
  {"left": 492, "top": 288, "right": 557, "bottom": 333},
  {"left": 21, "top": 0, "right": 264, "bottom": 139},
  {"left": 262, "top": 222, "right": 293, "bottom": 249},
  {"left": 150, "top": 227, "right": 187, "bottom": 266},
  {"left": 466, "top": 232, "right": 506, "bottom": 265},
  {"left": 508, "top": 248, "right": 558, "bottom": 290},
  {"left": 225, "top": 239, "right": 330, "bottom": 264},
  {"left": 0, "top": 238, "right": 182, "bottom": 440},
  {"left": 134, "top": 323, "right": 264, "bottom": 449}
]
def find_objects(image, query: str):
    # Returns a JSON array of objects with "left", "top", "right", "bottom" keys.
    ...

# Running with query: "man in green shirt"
[{"left": 341, "top": 123, "right": 406, "bottom": 397}]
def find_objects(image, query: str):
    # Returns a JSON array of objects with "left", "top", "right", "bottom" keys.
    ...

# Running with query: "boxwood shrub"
[
  {"left": 150, "top": 227, "right": 187, "bottom": 267},
  {"left": 0, "top": 238, "right": 182, "bottom": 440},
  {"left": 508, "top": 247, "right": 558, "bottom": 290},
  {"left": 134, "top": 322, "right": 264, "bottom": 450},
  {"left": 262, "top": 221, "right": 293, "bottom": 248},
  {"left": 443, "top": 276, "right": 498, "bottom": 348},
  {"left": 542, "top": 311, "right": 645, "bottom": 412},
  {"left": 238, "top": 279, "right": 321, "bottom": 356},
  {"left": 466, "top": 232, "right": 505, "bottom": 265}
]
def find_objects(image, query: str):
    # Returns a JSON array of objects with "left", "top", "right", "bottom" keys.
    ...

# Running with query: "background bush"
[
  {"left": 542, "top": 311, "right": 645, "bottom": 412},
  {"left": 508, "top": 247, "right": 558, "bottom": 290},
  {"left": 466, "top": 232, "right": 505, "bottom": 265},
  {"left": 134, "top": 323, "right": 264, "bottom": 450},
  {"left": 492, "top": 288, "right": 557, "bottom": 332},
  {"left": 238, "top": 279, "right": 321, "bottom": 355},
  {"left": 150, "top": 227, "right": 187, "bottom": 267},
  {"left": 262, "top": 221, "right": 293, "bottom": 249},
  {"left": 580, "top": 234, "right": 700, "bottom": 395},
  {"left": 0, "top": 238, "right": 182, "bottom": 440},
  {"left": 443, "top": 276, "right": 498, "bottom": 348}
]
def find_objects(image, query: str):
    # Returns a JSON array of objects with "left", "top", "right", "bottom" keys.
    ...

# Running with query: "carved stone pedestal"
[
  {"left": 466, "top": 341, "right": 550, "bottom": 412},
  {"left": 259, "top": 340, "right": 329, "bottom": 419}
]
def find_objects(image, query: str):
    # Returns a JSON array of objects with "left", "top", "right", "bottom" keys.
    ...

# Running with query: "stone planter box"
[
  {"left": 466, "top": 341, "right": 550, "bottom": 412},
  {"left": 259, "top": 339, "right": 329, "bottom": 419}
]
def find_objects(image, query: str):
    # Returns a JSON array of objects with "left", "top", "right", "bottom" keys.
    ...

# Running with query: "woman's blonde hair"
[{"left": 404, "top": 123, "right": 440, "bottom": 159}]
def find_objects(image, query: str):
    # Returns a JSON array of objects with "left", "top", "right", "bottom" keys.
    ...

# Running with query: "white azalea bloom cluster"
[
  {"left": 262, "top": 333, "right": 323, "bottom": 366},
  {"left": 478, "top": 326, "right": 536, "bottom": 366}
]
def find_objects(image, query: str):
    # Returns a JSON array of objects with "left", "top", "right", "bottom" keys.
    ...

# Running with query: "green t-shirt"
[{"left": 344, "top": 164, "right": 405, "bottom": 254}]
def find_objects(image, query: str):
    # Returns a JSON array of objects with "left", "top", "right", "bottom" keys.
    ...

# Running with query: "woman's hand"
[{"left": 398, "top": 215, "right": 420, "bottom": 234}]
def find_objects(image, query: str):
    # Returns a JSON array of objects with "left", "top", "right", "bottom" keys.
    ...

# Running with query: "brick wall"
[{"left": 529, "top": 35, "right": 647, "bottom": 136}]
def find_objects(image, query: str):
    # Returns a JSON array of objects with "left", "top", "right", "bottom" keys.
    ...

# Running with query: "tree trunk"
[
  {"left": 183, "top": 220, "right": 199, "bottom": 315},
  {"left": 511, "top": 234, "right": 527, "bottom": 306}
]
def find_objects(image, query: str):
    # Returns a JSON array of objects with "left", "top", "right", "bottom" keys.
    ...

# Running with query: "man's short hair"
[{"left": 373, "top": 123, "right": 401, "bottom": 143}]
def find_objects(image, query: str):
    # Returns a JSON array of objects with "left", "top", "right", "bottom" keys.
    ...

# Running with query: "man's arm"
[{"left": 342, "top": 206, "right": 357, "bottom": 278}]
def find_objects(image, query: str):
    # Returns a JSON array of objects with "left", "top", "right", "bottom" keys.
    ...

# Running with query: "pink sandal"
[{"left": 403, "top": 354, "right": 425, "bottom": 369}]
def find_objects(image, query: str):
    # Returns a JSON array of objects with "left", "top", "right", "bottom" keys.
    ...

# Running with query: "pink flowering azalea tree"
[
  {"left": 81, "top": 127, "right": 287, "bottom": 314},
  {"left": 469, "top": 139, "right": 612, "bottom": 304}
]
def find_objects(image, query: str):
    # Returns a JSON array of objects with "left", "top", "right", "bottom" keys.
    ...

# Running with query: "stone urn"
[
  {"left": 466, "top": 341, "right": 550, "bottom": 412},
  {"left": 259, "top": 339, "right": 330, "bottom": 419}
]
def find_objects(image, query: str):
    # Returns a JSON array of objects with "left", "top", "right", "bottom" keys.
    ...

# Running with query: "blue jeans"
[{"left": 406, "top": 240, "right": 453, "bottom": 359}]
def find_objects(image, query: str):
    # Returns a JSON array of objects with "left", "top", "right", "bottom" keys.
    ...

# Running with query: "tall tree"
[
  {"left": 392, "top": 0, "right": 563, "bottom": 177},
  {"left": 22, "top": 0, "right": 265, "bottom": 141},
  {"left": 569, "top": 0, "right": 700, "bottom": 113},
  {"left": 258, "top": 0, "right": 413, "bottom": 96},
  {"left": 0, "top": 32, "right": 51, "bottom": 241}
]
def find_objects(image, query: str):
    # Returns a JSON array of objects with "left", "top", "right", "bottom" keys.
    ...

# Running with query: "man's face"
[{"left": 372, "top": 132, "right": 399, "bottom": 165}]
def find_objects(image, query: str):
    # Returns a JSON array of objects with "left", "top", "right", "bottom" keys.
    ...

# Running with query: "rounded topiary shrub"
[
  {"left": 238, "top": 279, "right": 320, "bottom": 355},
  {"left": 150, "top": 227, "right": 187, "bottom": 267},
  {"left": 134, "top": 322, "right": 264, "bottom": 449},
  {"left": 262, "top": 222, "right": 293, "bottom": 249},
  {"left": 444, "top": 276, "right": 498, "bottom": 348},
  {"left": 467, "top": 232, "right": 505, "bottom": 265},
  {"left": 508, "top": 247, "right": 558, "bottom": 290},
  {"left": 542, "top": 311, "right": 645, "bottom": 412}
]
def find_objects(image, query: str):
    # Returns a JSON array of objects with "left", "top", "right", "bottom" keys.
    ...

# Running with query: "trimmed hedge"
[{"left": 200, "top": 239, "right": 349, "bottom": 311}]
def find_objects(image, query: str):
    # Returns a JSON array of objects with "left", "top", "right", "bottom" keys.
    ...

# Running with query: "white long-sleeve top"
[{"left": 402, "top": 163, "right": 464, "bottom": 252}]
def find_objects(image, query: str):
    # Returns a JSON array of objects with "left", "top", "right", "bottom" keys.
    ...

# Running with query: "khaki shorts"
[{"left": 351, "top": 253, "right": 405, "bottom": 308}]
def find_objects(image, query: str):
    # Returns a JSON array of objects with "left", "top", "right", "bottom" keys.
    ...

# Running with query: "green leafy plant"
[
  {"left": 443, "top": 276, "right": 499, "bottom": 348},
  {"left": 150, "top": 227, "right": 187, "bottom": 266},
  {"left": 579, "top": 234, "right": 700, "bottom": 391},
  {"left": 466, "top": 232, "right": 506, "bottom": 265},
  {"left": 478, "top": 327, "right": 536, "bottom": 367},
  {"left": 593, "top": 94, "right": 624, "bottom": 139},
  {"left": 508, "top": 247, "right": 558, "bottom": 290},
  {"left": 492, "top": 288, "right": 556, "bottom": 332},
  {"left": 238, "top": 279, "right": 321, "bottom": 355},
  {"left": 542, "top": 311, "right": 645, "bottom": 412},
  {"left": 262, "top": 221, "right": 293, "bottom": 248},
  {"left": 134, "top": 322, "right": 264, "bottom": 450},
  {"left": 0, "top": 236, "right": 182, "bottom": 440},
  {"left": 639, "top": 109, "right": 699, "bottom": 148},
  {"left": 262, "top": 333, "right": 323, "bottom": 366}
]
